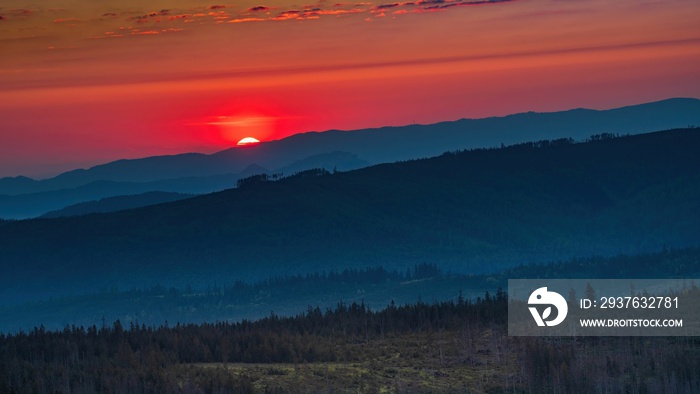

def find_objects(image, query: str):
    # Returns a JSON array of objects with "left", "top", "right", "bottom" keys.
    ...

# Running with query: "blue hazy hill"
[
  {"left": 0, "top": 127, "right": 698, "bottom": 304},
  {"left": 2, "top": 98, "right": 699, "bottom": 196}
]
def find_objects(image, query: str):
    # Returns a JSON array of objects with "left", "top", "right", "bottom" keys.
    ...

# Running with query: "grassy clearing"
[{"left": 194, "top": 329, "right": 519, "bottom": 393}]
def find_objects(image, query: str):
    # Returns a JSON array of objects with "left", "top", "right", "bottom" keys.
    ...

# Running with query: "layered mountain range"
[
  {"left": 2, "top": 98, "right": 699, "bottom": 219},
  {"left": 1, "top": 126, "right": 698, "bottom": 305}
]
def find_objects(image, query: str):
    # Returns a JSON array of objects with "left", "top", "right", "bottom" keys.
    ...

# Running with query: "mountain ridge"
[
  {"left": 3, "top": 98, "right": 699, "bottom": 195},
  {"left": 1, "top": 127, "right": 698, "bottom": 304},
  {"left": 0, "top": 153, "right": 369, "bottom": 219}
]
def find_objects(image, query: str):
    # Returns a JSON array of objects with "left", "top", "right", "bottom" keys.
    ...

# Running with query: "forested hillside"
[
  {"left": 0, "top": 129, "right": 699, "bottom": 304},
  {"left": 2, "top": 291, "right": 698, "bottom": 393},
  {"left": 2, "top": 247, "right": 698, "bottom": 333}
]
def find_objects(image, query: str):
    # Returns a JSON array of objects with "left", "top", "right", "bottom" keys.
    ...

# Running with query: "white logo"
[{"left": 528, "top": 287, "right": 568, "bottom": 327}]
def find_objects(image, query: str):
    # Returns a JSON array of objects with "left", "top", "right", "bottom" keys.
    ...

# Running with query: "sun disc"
[{"left": 237, "top": 137, "right": 260, "bottom": 146}]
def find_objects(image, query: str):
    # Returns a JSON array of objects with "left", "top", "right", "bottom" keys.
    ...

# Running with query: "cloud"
[
  {"left": 266, "top": 5, "right": 367, "bottom": 20},
  {"left": 10, "top": 9, "right": 33, "bottom": 15},
  {"left": 10, "top": 36, "right": 697, "bottom": 92},
  {"left": 371, "top": 2, "right": 415, "bottom": 13},
  {"left": 54, "top": 18, "right": 81, "bottom": 23},
  {"left": 92, "top": 27, "right": 182, "bottom": 40},
  {"left": 132, "top": 9, "right": 170, "bottom": 22},
  {"left": 465, "top": 0, "right": 514, "bottom": 4},
  {"left": 178, "top": 37, "right": 700, "bottom": 80},
  {"left": 131, "top": 30, "right": 160, "bottom": 35},
  {"left": 313, "top": 8, "right": 365, "bottom": 15},
  {"left": 0, "top": 16, "right": 5, "bottom": 21},
  {"left": 423, "top": 0, "right": 515, "bottom": 10},
  {"left": 274, "top": 10, "right": 301, "bottom": 20},
  {"left": 6, "top": 9, "right": 33, "bottom": 19},
  {"left": 229, "top": 17, "right": 266, "bottom": 23},
  {"left": 369, "top": 0, "right": 512, "bottom": 14},
  {"left": 33, "top": 0, "right": 516, "bottom": 31},
  {"left": 208, "top": 11, "right": 230, "bottom": 20},
  {"left": 93, "top": 31, "right": 125, "bottom": 39}
]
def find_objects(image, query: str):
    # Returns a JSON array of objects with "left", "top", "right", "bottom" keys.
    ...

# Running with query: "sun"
[{"left": 237, "top": 137, "right": 260, "bottom": 146}]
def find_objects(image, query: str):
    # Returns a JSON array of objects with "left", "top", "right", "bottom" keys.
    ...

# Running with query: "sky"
[{"left": 1, "top": 0, "right": 699, "bottom": 178}]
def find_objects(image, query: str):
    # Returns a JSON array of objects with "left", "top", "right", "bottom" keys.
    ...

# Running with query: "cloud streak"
[
  {"left": 370, "top": 0, "right": 513, "bottom": 14},
  {"left": 7, "top": 36, "right": 698, "bottom": 92},
  {"left": 54, "top": 18, "right": 81, "bottom": 23},
  {"left": 229, "top": 17, "right": 266, "bottom": 23},
  {"left": 423, "top": 0, "right": 514, "bottom": 11}
]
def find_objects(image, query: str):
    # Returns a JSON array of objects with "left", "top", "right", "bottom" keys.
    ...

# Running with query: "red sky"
[{"left": 1, "top": 0, "right": 699, "bottom": 178}]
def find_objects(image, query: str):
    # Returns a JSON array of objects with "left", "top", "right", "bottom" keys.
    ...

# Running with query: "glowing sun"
[{"left": 237, "top": 137, "right": 260, "bottom": 146}]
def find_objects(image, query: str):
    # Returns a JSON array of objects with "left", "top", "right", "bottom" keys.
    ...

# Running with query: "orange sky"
[{"left": 1, "top": 0, "right": 699, "bottom": 177}]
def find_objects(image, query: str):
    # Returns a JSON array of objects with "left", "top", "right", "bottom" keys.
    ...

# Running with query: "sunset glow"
[{"left": 1, "top": 0, "right": 699, "bottom": 177}]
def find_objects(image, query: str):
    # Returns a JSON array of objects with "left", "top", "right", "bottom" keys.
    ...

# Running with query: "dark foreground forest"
[{"left": 2, "top": 291, "right": 698, "bottom": 393}]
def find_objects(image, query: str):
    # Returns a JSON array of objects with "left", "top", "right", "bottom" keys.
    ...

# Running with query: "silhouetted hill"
[
  {"left": 0, "top": 128, "right": 699, "bottom": 304},
  {"left": 0, "top": 175, "right": 35, "bottom": 191},
  {"left": 2, "top": 98, "right": 699, "bottom": 197},
  {"left": 0, "top": 153, "right": 364, "bottom": 220},
  {"left": 240, "top": 97, "right": 700, "bottom": 169},
  {"left": 0, "top": 165, "right": 266, "bottom": 219},
  {"left": 39, "top": 192, "right": 196, "bottom": 218},
  {"left": 0, "top": 154, "right": 360, "bottom": 219}
]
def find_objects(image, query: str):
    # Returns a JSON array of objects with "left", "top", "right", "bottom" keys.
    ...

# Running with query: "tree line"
[{"left": 2, "top": 287, "right": 698, "bottom": 393}]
